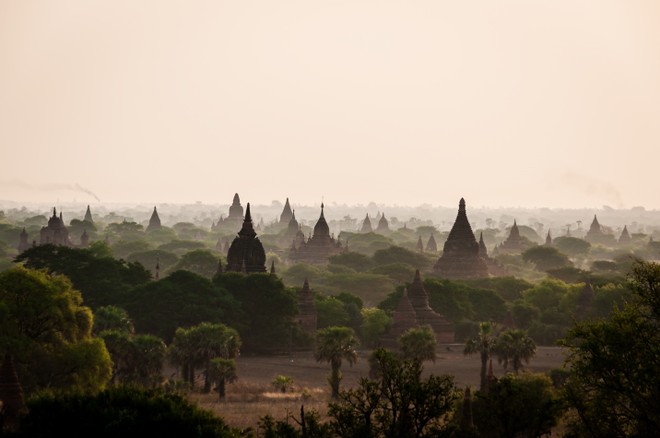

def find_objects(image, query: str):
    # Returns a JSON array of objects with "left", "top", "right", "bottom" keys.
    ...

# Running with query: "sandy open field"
[{"left": 187, "top": 345, "right": 568, "bottom": 432}]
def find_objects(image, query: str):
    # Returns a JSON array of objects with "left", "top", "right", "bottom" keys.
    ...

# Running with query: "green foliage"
[
  {"left": 170, "top": 249, "right": 219, "bottom": 279},
  {"left": 316, "top": 296, "right": 352, "bottom": 329},
  {"left": 18, "top": 386, "right": 240, "bottom": 437},
  {"left": 560, "top": 260, "right": 660, "bottom": 436},
  {"left": 329, "top": 251, "right": 374, "bottom": 272},
  {"left": 127, "top": 249, "right": 179, "bottom": 274},
  {"left": 110, "top": 239, "right": 151, "bottom": 259},
  {"left": 104, "top": 221, "right": 144, "bottom": 241},
  {"left": 473, "top": 373, "right": 565, "bottom": 438},
  {"left": 101, "top": 330, "right": 167, "bottom": 387},
  {"left": 339, "top": 232, "right": 395, "bottom": 255},
  {"left": 0, "top": 266, "right": 112, "bottom": 395},
  {"left": 15, "top": 244, "right": 152, "bottom": 309},
  {"left": 158, "top": 239, "right": 207, "bottom": 255},
  {"left": 315, "top": 326, "right": 360, "bottom": 398},
  {"left": 464, "top": 321, "right": 500, "bottom": 393},
  {"left": 464, "top": 276, "right": 534, "bottom": 302},
  {"left": 398, "top": 325, "right": 437, "bottom": 364},
  {"left": 368, "top": 262, "right": 416, "bottom": 284},
  {"left": 329, "top": 348, "right": 459, "bottom": 437},
  {"left": 271, "top": 374, "right": 294, "bottom": 393},
  {"left": 207, "top": 358, "right": 238, "bottom": 400},
  {"left": 360, "top": 307, "right": 391, "bottom": 348},
  {"left": 522, "top": 245, "right": 572, "bottom": 272},
  {"left": 545, "top": 266, "right": 590, "bottom": 284},
  {"left": 121, "top": 270, "right": 237, "bottom": 342},
  {"left": 93, "top": 305, "right": 134, "bottom": 335},
  {"left": 493, "top": 329, "right": 536, "bottom": 373},
  {"left": 169, "top": 322, "right": 241, "bottom": 392},
  {"left": 372, "top": 246, "right": 433, "bottom": 270},
  {"left": 510, "top": 300, "right": 540, "bottom": 329},
  {"left": 553, "top": 236, "right": 591, "bottom": 256},
  {"left": 213, "top": 272, "right": 297, "bottom": 353}
]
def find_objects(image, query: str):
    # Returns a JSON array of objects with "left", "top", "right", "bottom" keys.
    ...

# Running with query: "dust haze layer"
[{"left": 1, "top": 1, "right": 659, "bottom": 209}]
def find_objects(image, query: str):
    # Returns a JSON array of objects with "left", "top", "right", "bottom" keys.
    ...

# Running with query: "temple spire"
[
  {"left": 84, "top": 205, "right": 93, "bottom": 223},
  {"left": 238, "top": 203, "right": 257, "bottom": 238}
]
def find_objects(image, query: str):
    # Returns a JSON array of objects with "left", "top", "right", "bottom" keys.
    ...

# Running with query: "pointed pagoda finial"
[
  {"left": 479, "top": 231, "right": 484, "bottom": 243},
  {"left": 238, "top": 202, "right": 257, "bottom": 238},
  {"left": 270, "top": 260, "right": 276, "bottom": 275},
  {"left": 459, "top": 198, "right": 466, "bottom": 211}
]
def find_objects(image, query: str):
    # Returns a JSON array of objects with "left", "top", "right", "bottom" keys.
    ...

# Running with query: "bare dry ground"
[{"left": 187, "top": 345, "right": 568, "bottom": 432}]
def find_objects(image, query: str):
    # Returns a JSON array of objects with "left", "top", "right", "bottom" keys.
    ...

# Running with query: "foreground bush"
[{"left": 12, "top": 386, "right": 242, "bottom": 438}]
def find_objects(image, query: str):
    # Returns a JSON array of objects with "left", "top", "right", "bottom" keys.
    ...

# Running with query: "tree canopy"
[{"left": 0, "top": 266, "right": 112, "bottom": 395}]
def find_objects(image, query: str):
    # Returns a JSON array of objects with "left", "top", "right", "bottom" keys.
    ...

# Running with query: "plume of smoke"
[{"left": 0, "top": 179, "right": 101, "bottom": 202}]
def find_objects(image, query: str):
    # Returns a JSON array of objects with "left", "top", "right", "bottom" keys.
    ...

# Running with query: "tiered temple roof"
[
  {"left": 497, "top": 220, "right": 532, "bottom": 254},
  {"left": 288, "top": 203, "right": 344, "bottom": 264},
  {"left": 385, "top": 270, "right": 454, "bottom": 344},
  {"left": 212, "top": 193, "right": 244, "bottom": 232},
  {"left": 39, "top": 208, "right": 71, "bottom": 246},
  {"left": 226, "top": 203, "right": 266, "bottom": 273},
  {"left": 433, "top": 199, "right": 489, "bottom": 279}
]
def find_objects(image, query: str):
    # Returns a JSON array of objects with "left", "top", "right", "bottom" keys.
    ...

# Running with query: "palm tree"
[
  {"left": 272, "top": 375, "right": 294, "bottom": 393},
  {"left": 398, "top": 325, "right": 437, "bottom": 365},
  {"left": 314, "top": 326, "right": 359, "bottom": 398},
  {"left": 131, "top": 334, "right": 167, "bottom": 387},
  {"left": 169, "top": 323, "right": 241, "bottom": 392},
  {"left": 494, "top": 329, "right": 536, "bottom": 373},
  {"left": 464, "top": 321, "right": 499, "bottom": 392},
  {"left": 207, "top": 358, "right": 237, "bottom": 400}
]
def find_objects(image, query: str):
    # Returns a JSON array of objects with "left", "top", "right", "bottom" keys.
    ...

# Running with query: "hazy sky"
[{"left": 1, "top": 1, "right": 659, "bottom": 209}]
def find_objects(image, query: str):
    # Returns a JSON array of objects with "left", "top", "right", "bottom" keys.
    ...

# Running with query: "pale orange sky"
[{"left": 1, "top": 1, "right": 659, "bottom": 209}]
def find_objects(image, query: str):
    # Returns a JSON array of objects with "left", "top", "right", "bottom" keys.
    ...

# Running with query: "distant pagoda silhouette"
[
  {"left": 39, "top": 208, "right": 71, "bottom": 246},
  {"left": 280, "top": 198, "right": 293, "bottom": 225},
  {"left": 376, "top": 213, "right": 389, "bottom": 232},
  {"left": 381, "top": 270, "right": 454, "bottom": 346},
  {"left": 360, "top": 214, "right": 373, "bottom": 233},
  {"left": 212, "top": 193, "right": 245, "bottom": 232},
  {"left": 146, "top": 206, "right": 162, "bottom": 232},
  {"left": 226, "top": 203, "right": 266, "bottom": 273},
  {"left": 297, "top": 278, "right": 318, "bottom": 336},
  {"left": 83, "top": 205, "right": 94, "bottom": 223},
  {"left": 426, "top": 233, "right": 437, "bottom": 253},
  {"left": 288, "top": 203, "right": 344, "bottom": 265},
  {"left": 433, "top": 198, "right": 489, "bottom": 279}
]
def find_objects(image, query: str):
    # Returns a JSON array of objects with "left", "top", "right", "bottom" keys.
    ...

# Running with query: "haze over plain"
[{"left": 1, "top": 1, "right": 659, "bottom": 209}]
